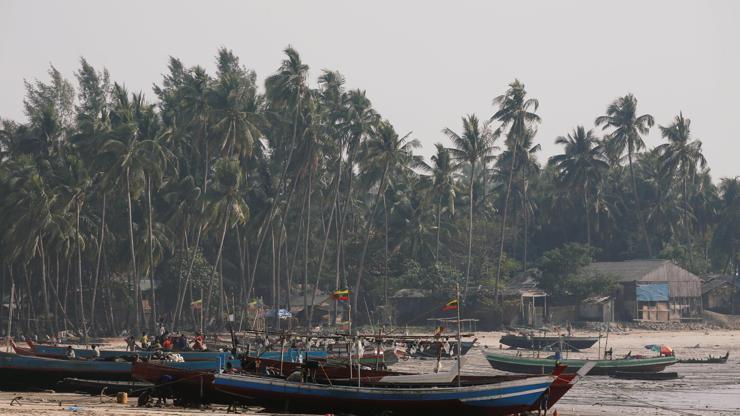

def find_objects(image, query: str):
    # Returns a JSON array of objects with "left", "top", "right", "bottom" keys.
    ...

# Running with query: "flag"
[
  {"left": 190, "top": 299, "right": 203, "bottom": 310},
  {"left": 442, "top": 299, "right": 458, "bottom": 311},
  {"left": 333, "top": 289, "right": 350, "bottom": 301}
]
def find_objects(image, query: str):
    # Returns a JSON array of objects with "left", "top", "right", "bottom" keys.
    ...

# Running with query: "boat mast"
[{"left": 456, "top": 282, "right": 462, "bottom": 387}]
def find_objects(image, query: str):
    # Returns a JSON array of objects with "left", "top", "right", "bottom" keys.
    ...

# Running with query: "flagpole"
[{"left": 456, "top": 282, "right": 462, "bottom": 387}]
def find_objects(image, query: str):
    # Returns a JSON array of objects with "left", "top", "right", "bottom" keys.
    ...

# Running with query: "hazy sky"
[{"left": 2, "top": 1, "right": 738, "bottom": 179}]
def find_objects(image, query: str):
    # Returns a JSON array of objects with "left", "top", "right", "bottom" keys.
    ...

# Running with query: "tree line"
[{"left": 0, "top": 47, "right": 737, "bottom": 337}]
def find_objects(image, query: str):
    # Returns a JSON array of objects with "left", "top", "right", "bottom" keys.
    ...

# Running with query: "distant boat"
[
  {"left": 499, "top": 334, "right": 598, "bottom": 351},
  {"left": 610, "top": 371, "right": 682, "bottom": 381},
  {"left": 678, "top": 351, "right": 729, "bottom": 364},
  {"left": 484, "top": 350, "right": 677, "bottom": 376}
]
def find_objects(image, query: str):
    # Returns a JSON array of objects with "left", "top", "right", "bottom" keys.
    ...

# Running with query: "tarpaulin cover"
[{"left": 636, "top": 283, "right": 669, "bottom": 301}]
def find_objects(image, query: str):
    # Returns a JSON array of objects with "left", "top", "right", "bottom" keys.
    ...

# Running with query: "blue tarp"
[{"left": 636, "top": 283, "right": 669, "bottom": 301}]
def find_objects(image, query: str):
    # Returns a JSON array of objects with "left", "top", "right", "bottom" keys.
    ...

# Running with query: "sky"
[{"left": 1, "top": 0, "right": 738, "bottom": 180}]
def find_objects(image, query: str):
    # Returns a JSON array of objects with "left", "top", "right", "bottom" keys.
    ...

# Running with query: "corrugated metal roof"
[{"left": 584, "top": 260, "right": 670, "bottom": 282}]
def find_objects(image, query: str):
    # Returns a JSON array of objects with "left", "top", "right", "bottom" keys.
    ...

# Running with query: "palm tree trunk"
[
  {"left": 37, "top": 240, "right": 52, "bottom": 335},
  {"left": 304, "top": 162, "right": 313, "bottom": 329},
  {"left": 173, "top": 225, "right": 202, "bottom": 330},
  {"left": 204, "top": 203, "right": 231, "bottom": 330},
  {"left": 627, "top": 151, "right": 652, "bottom": 257},
  {"left": 90, "top": 194, "right": 105, "bottom": 335},
  {"left": 352, "top": 163, "right": 389, "bottom": 316},
  {"left": 584, "top": 181, "right": 591, "bottom": 248},
  {"left": 307, "top": 174, "right": 339, "bottom": 326},
  {"left": 463, "top": 161, "right": 475, "bottom": 300},
  {"left": 494, "top": 143, "right": 520, "bottom": 305},
  {"left": 76, "top": 201, "right": 87, "bottom": 338},
  {"left": 383, "top": 194, "right": 389, "bottom": 313},
  {"left": 147, "top": 176, "right": 157, "bottom": 329},
  {"left": 125, "top": 169, "right": 140, "bottom": 332}
]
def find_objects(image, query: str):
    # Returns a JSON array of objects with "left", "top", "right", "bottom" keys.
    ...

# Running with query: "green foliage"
[
  {"left": 536, "top": 243, "right": 614, "bottom": 298},
  {"left": 0, "top": 49, "right": 735, "bottom": 335}
]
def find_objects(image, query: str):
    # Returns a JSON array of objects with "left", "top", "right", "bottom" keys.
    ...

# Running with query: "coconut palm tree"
[
  {"left": 419, "top": 144, "right": 457, "bottom": 261},
  {"left": 444, "top": 114, "right": 495, "bottom": 299},
  {"left": 549, "top": 126, "right": 609, "bottom": 247},
  {"left": 202, "top": 158, "right": 249, "bottom": 327},
  {"left": 595, "top": 94, "right": 654, "bottom": 256},
  {"left": 353, "top": 121, "right": 420, "bottom": 314},
  {"left": 490, "top": 80, "right": 540, "bottom": 302},
  {"left": 656, "top": 113, "right": 707, "bottom": 248},
  {"left": 494, "top": 128, "right": 541, "bottom": 269}
]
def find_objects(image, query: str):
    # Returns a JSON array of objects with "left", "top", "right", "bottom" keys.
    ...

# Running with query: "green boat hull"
[{"left": 484, "top": 351, "right": 677, "bottom": 376}]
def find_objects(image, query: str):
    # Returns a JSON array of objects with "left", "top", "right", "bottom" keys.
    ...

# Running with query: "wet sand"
[{"left": 1, "top": 330, "right": 739, "bottom": 415}]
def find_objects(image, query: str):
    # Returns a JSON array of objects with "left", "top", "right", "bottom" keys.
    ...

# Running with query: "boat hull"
[
  {"left": 28, "top": 342, "right": 230, "bottom": 361},
  {"left": 499, "top": 335, "right": 598, "bottom": 351},
  {"left": 484, "top": 351, "right": 677, "bottom": 376},
  {"left": 213, "top": 372, "right": 554, "bottom": 416},
  {"left": 0, "top": 352, "right": 230, "bottom": 390}
]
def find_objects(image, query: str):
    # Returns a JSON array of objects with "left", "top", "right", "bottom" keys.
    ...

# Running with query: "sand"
[{"left": 1, "top": 329, "right": 739, "bottom": 415}]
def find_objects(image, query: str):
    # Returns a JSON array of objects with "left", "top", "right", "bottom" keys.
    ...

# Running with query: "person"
[
  {"left": 66, "top": 346, "right": 76, "bottom": 359},
  {"left": 140, "top": 332, "right": 149, "bottom": 349},
  {"left": 192, "top": 335, "right": 206, "bottom": 351},
  {"left": 176, "top": 334, "right": 188, "bottom": 351},
  {"left": 126, "top": 335, "right": 137, "bottom": 352},
  {"left": 158, "top": 322, "right": 166, "bottom": 338},
  {"left": 162, "top": 337, "right": 173, "bottom": 350},
  {"left": 91, "top": 344, "right": 101, "bottom": 358}
]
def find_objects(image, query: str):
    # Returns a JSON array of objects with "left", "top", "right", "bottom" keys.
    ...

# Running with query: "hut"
[
  {"left": 501, "top": 271, "right": 549, "bottom": 327},
  {"left": 701, "top": 275, "right": 739, "bottom": 314},
  {"left": 585, "top": 260, "right": 702, "bottom": 322}
]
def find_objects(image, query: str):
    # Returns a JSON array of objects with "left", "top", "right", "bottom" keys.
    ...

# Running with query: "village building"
[
  {"left": 585, "top": 259, "right": 703, "bottom": 322},
  {"left": 701, "top": 275, "right": 739, "bottom": 314}
]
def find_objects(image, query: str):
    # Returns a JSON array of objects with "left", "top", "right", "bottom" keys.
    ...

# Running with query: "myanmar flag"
[
  {"left": 333, "top": 289, "right": 350, "bottom": 301},
  {"left": 442, "top": 299, "right": 459, "bottom": 311}
]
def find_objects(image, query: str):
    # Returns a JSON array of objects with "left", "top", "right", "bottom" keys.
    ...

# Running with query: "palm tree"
[
  {"left": 444, "top": 114, "right": 495, "bottom": 299},
  {"left": 656, "top": 113, "right": 707, "bottom": 248},
  {"left": 353, "top": 121, "right": 420, "bottom": 315},
  {"left": 490, "top": 80, "right": 540, "bottom": 302},
  {"left": 494, "top": 128, "right": 541, "bottom": 269},
  {"left": 202, "top": 158, "right": 249, "bottom": 328},
  {"left": 549, "top": 126, "right": 609, "bottom": 247},
  {"left": 420, "top": 144, "right": 456, "bottom": 261},
  {"left": 595, "top": 94, "right": 654, "bottom": 256}
]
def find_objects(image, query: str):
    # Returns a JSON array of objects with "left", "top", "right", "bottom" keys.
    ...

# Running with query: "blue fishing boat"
[
  {"left": 0, "top": 351, "right": 236, "bottom": 390},
  {"left": 212, "top": 370, "right": 559, "bottom": 415}
]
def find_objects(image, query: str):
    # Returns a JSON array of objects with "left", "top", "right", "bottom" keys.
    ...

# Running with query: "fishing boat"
[
  {"left": 678, "top": 351, "right": 729, "bottom": 364},
  {"left": 405, "top": 339, "right": 477, "bottom": 358},
  {"left": 0, "top": 351, "right": 233, "bottom": 390},
  {"left": 484, "top": 350, "right": 677, "bottom": 376},
  {"left": 212, "top": 367, "right": 561, "bottom": 415},
  {"left": 59, "top": 377, "right": 153, "bottom": 395},
  {"left": 499, "top": 334, "right": 598, "bottom": 351},
  {"left": 26, "top": 341, "right": 230, "bottom": 361},
  {"left": 610, "top": 371, "right": 682, "bottom": 381}
]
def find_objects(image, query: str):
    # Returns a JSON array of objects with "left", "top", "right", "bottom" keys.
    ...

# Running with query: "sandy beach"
[{"left": 1, "top": 329, "right": 739, "bottom": 415}]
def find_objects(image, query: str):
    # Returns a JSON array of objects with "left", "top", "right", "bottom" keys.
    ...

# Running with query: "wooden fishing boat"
[
  {"left": 26, "top": 341, "right": 230, "bottom": 361},
  {"left": 499, "top": 334, "right": 598, "bottom": 351},
  {"left": 212, "top": 369, "right": 560, "bottom": 416},
  {"left": 678, "top": 351, "right": 729, "bottom": 364},
  {"left": 240, "top": 355, "right": 406, "bottom": 378},
  {"left": 0, "top": 352, "right": 232, "bottom": 390},
  {"left": 405, "top": 339, "right": 476, "bottom": 358},
  {"left": 610, "top": 371, "right": 682, "bottom": 381},
  {"left": 59, "top": 377, "right": 153, "bottom": 395},
  {"left": 484, "top": 350, "right": 677, "bottom": 376}
]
